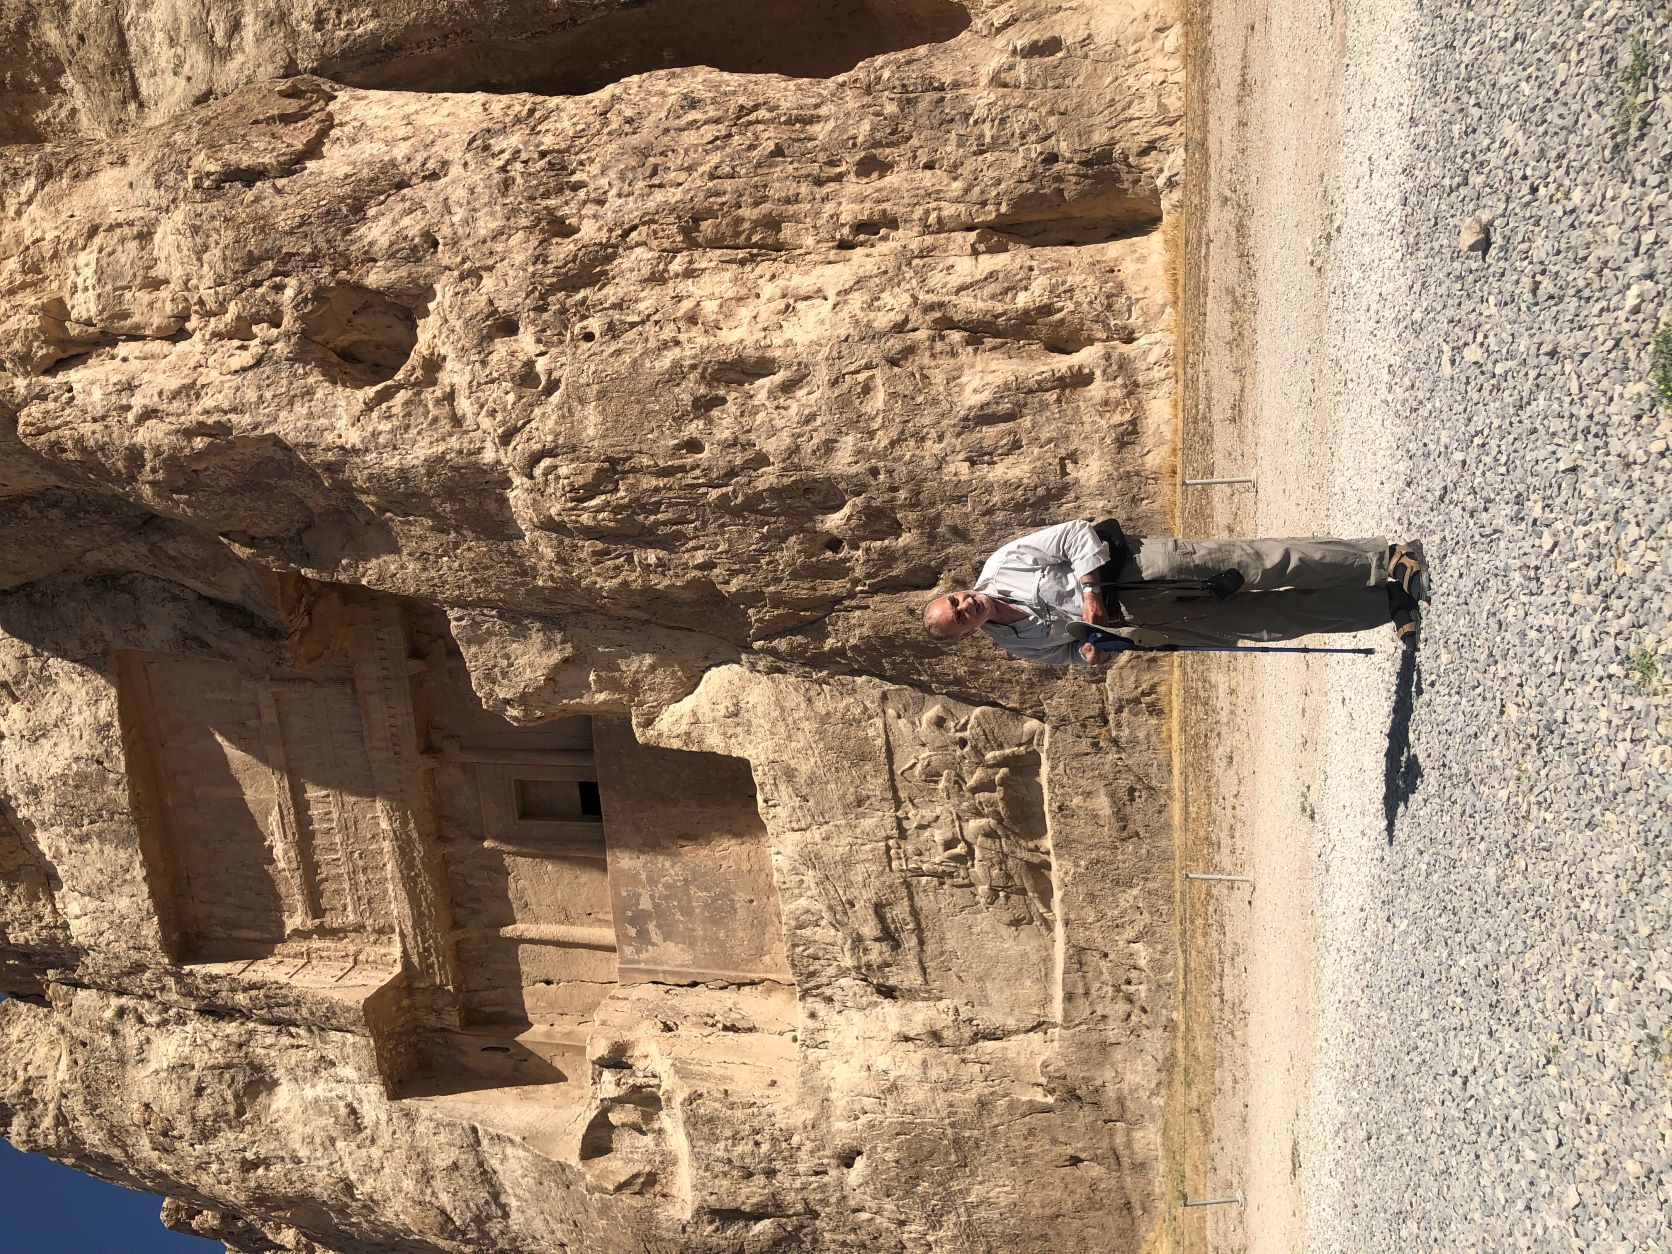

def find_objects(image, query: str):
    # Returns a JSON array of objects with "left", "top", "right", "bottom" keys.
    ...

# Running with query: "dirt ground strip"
[
  {"left": 1175, "top": 0, "right": 1373, "bottom": 1245},
  {"left": 1171, "top": 0, "right": 1351, "bottom": 1248}
]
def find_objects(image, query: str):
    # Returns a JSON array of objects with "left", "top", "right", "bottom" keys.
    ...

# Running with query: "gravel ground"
[{"left": 1302, "top": 1, "right": 1672, "bottom": 1250}]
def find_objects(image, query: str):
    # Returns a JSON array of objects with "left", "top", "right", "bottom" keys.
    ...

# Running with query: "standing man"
[{"left": 922, "top": 520, "right": 1423, "bottom": 666}]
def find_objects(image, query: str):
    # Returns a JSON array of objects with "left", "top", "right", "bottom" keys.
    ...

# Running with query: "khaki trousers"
[{"left": 1105, "top": 537, "right": 1392, "bottom": 646}]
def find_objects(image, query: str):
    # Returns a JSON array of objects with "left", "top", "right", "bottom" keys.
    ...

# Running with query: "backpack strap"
[{"left": 1091, "top": 518, "right": 1131, "bottom": 580}]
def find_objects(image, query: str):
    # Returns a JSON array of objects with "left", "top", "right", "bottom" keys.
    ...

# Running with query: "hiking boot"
[{"left": 1387, "top": 543, "right": 1426, "bottom": 600}]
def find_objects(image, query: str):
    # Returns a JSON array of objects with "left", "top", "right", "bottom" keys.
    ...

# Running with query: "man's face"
[{"left": 929, "top": 591, "right": 990, "bottom": 641}]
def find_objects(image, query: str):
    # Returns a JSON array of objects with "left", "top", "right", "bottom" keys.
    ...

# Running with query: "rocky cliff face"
[{"left": 0, "top": 0, "right": 1183, "bottom": 1249}]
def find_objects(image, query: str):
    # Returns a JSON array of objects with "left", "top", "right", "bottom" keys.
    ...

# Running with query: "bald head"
[
  {"left": 922, "top": 590, "right": 994, "bottom": 643},
  {"left": 923, "top": 594, "right": 960, "bottom": 641}
]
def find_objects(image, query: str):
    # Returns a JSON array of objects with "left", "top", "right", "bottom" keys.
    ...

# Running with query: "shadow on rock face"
[
  {"left": 330, "top": 0, "right": 972, "bottom": 95},
  {"left": 1383, "top": 648, "right": 1423, "bottom": 844}
]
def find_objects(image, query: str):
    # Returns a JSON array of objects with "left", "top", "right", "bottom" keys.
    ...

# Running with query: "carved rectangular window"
[
  {"left": 515, "top": 777, "right": 600, "bottom": 822},
  {"left": 469, "top": 754, "right": 605, "bottom": 858}
]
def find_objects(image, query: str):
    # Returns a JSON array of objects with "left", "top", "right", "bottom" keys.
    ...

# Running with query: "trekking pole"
[
  {"left": 1066, "top": 621, "right": 1375, "bottom": 656},
  {"left": 1134, "top": 642, "right": 1375, "bottom": 656}
]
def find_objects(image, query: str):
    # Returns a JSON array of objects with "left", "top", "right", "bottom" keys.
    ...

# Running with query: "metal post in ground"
[
  {"left": 1182, "top": 475, "right": 1256, "bottom": 487},
  {"left": 1185, "top": 872, "right": 1254, "bottom": 885},
  {"left": 1182, "top": 1192, "right": 1245, "bottom": 1208}
]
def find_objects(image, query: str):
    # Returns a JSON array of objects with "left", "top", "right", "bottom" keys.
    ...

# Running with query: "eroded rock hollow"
[{"left": 0, "top": 0, "right": 1183, "bottom": 1249}]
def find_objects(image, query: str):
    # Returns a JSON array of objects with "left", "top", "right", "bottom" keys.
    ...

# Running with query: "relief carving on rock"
[{"left": 882, "top": 695, "right": 1058, "bottom": 1023}]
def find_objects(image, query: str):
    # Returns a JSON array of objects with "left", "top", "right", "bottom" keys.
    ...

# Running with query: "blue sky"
[{"left": 0, "top": 1138, "right": 218, "bottom": 1254}]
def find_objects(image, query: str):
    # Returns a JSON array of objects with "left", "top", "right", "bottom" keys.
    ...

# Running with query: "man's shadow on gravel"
[{"left": 1383, "top": 649, "right": 1423, "bottom": 843}]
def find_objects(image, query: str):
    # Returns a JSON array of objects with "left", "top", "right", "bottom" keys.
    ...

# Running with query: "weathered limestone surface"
[{"left": 0, "top": 0, "right": 1183, "bottom": 1250}]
